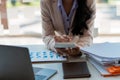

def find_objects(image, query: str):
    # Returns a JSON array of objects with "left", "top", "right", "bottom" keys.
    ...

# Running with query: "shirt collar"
[
  {"left": 72, "top": 0, "right": 78, "bottom": 9},
  {"left": 58, "top": 0, "right": 62, "bottom": 7}
]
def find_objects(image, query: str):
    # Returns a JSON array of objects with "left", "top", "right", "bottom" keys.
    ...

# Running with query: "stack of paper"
[{"left": 81, "top": 42, "right": 120, "bottom": 76}]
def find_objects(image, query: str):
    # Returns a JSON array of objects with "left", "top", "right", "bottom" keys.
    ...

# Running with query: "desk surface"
[
  {"left": 0, "top": 38, "right": 120, "bottom": 80},
  {"left": 33, "top": 62, "right": 120, "bottom": 80}
]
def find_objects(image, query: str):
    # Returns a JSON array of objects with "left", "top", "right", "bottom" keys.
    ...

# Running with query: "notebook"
[
  {"left": 62, "top": 62, "right": 91, "bottom": 79},
  {"left": 0, "top": 45, "right": 57, "bottom": 80}
]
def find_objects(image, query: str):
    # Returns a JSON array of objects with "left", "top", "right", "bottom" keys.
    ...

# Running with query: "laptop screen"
[{"left": 0, "top": 45, "right": 34, "bottom": 80}]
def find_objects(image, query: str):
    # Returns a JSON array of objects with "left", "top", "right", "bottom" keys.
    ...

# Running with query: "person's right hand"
[
  {"left": 56, "top": 47, "right": 82, "bottom": 57},
  {"left": 54, "top": 35, "right": 72, "bottom": 56},
  {"left": 56, "top": 48, "right": 70, "bottom": 56},
  {"left": 54, "top": 35, "right": 72, "bottom": 42}
]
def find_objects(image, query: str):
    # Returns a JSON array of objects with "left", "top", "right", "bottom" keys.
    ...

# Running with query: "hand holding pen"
[{"left": 54, "top": 35, "right": 82, "bottom": 57}]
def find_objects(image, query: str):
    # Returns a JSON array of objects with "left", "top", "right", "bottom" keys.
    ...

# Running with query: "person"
[{"left": 40, "top": 0, "right": 96, "bottom": 57}]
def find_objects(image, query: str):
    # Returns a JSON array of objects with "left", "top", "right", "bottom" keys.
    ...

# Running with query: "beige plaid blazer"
[{"left": 40, "top": 0, "right": 96, "bottom": 52}]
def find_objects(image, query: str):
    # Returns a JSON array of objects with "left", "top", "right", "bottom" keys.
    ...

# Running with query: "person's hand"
[
  {"left": 54, "top": 35, "right": 72, "bottom": 42},
  {"left": 56, "top": 48, "right": 70, "bottom": 56},
  {"left": 56, "top": 46, "right": 82, "bottom": 57},
  {"left": 68, "top": 47, "right": 82, "bottom": 57},
  {"left": 54, "top": 35, "right": 72, "bottom": 56},
  {"left": 54, "top": 35, "right": 82, "bottom": 57}
]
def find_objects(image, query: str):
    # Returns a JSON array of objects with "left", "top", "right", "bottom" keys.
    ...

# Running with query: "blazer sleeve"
[
  {"left": 72, "top": 0, "right": 96, "bottom": 48},
  {"left": 40, "top": 0, "right": 56, "bottom": 52}
]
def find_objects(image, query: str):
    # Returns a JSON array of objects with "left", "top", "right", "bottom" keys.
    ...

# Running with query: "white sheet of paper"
[
  {"left": 18, "top": 45, "right": 67, "bottom": 62},
  {"left": 88, "top": 57, "right": 110, "bottom": 76}
]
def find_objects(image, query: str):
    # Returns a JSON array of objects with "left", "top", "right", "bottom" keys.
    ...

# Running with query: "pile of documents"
[{"left": 81, "top": 42, "right": 120, "bottom": 76}]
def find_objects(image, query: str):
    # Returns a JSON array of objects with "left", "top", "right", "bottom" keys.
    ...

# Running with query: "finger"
[
  {"left": 54, "top": 36, "right": 59, "bottom": 41},
  {"left": 72, "top": 47, "right": 80, "bottom": 51},
  {"left": 64, "top": 48, "right": 72, "bottom": 56},
  {"left": 63, "top": 48, "right": 69, "bottom": 54},
  {"left": 59, "top": 48, "right": 70, "bottom": 56},
  {"left": 71, "top": 48, "right": 82, "bottom": 57},
  {"left": 67, "top": 48, "right": 78, "bottom": 56},
  {"left": 63, "top": 35, "right": 71, "bottom": 42},
  {"left": 54, "top": 36, "right": 63, "bottom": 42},
  {"left": 56, "top": 48, "right": 69, "bottom": 56},
  {"left": 65, "top": 48, "right": 69, "bottom": 50},
  {"left": 55, "top": 36, "right": 68, "bottom": 42},
  {"left": 68, "top": 48, "right": 72, "bottom": 55},
  {"left": 62, "top": 38, "right": 69, "bottom": 42},
  {"left": 70, "top": 49, "right": 73, "bottom": 55},
  {"left": 56, "top": 48, "right": 64, "bottom": 55},
  {"left": 66, "top": 35, "right": 72, "bottom": 41}
]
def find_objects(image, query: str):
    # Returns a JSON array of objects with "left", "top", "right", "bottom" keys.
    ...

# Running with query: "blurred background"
[{"left": 0, "top": 0, "right": 120, "bottom": 45}]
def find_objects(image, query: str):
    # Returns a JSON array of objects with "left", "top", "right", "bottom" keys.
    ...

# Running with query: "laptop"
[{"left": 0, "top": 45, "right": 57, "bottom": 80}]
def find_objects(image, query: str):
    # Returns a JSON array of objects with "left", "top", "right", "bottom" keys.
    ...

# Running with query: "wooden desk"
[{"left": 33, "top": 62, "right": 120, "bottom": 80}]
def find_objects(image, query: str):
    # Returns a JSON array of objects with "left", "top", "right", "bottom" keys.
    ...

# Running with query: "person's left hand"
[{"left": 67, "top": 46, "right": 82, "bottom": 57}]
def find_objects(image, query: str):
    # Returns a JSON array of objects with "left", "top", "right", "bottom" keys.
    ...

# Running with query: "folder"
[
  {"left": 81, "top": 42, "right": 120, "bottom": 66},
  {"left": 81, "top": 42, "right": 120, "bottom": 76},
  {"left": 62, "top": 62, "right": 91, "bottom": 79},
  {"left": 87, "top": 56, "right": 120, "bottom": 77}
]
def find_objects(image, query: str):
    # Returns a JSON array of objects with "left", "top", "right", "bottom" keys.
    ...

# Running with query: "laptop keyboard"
[
  {"left": 33, "top": 67, "right": 42, "bottom": 73},
  {"left": 33, "top": 68, "right": 47, "bottom": 80},
  {"left": 35, "top": 75, "right": 47, "bottom": 80}
]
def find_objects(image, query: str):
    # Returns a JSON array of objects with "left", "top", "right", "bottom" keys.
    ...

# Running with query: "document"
[
  {"left": 81, "top": 42, "right": 120, "bottom": 66},
  {"left": 88, "top": 56, "right": 120, "bottom": 77},
  {"left": 18, "top": 45, "right": 67, "bottom": 62},
  {"left": 87, "top": 56, "right": 112, "bottom": 77},
  {"left": 81, "top": 42, "right": 120, "bottom": 58}
]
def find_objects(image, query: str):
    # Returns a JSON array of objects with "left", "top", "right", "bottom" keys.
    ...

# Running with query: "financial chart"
[{"left": 19, "top": 45, "right": 67, "bottom": 62}]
